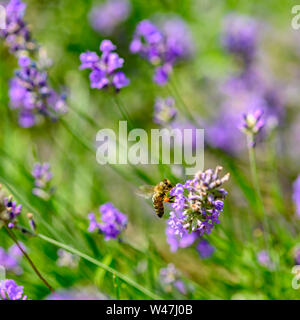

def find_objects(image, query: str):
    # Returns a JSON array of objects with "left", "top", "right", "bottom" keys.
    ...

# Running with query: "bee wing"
[{"left": 136, "top": 185, "right": 155, "bottom": 199}]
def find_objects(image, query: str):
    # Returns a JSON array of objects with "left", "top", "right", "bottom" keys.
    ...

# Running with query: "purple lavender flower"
[
  {"left": 0, "top": 248, "right": 19, "bottom": 273},
  {"left": 159, "top": 264, "right": 186, "bottom": 294},
  {"left": 166, "top": 223, "right": 198, "bottom": 252},
  {"left": 0, "top": 279, "right": 27, "bottom": 300},
  {"left": 167, "top": 167, "right": 229, "bottom": 238},
  {"left": 31, "top": 162, "right": 53, "bottom": 199},
  {"left": 0, "top": 185, "right": 22, "bottom": 228},
  {"left": 0, "top": 243, "right": 25, "bottom": 275},
  {"left": 89, "top": 0, "right": 131, "bottom": 36},
  {"left": 206, "top": 112, "right": 244, "bottom": 153},
  {"left": 257, "top": 250, "right": 274, "bottom": 269},
  {"left": 130, "top": 17, "right": 193, "bottom": 85},
  {"left": 0, "top": 195, "right": 22, "bottom": 228},
  {"left": 293, "top": 175, "right": 300, "bottom": 218},
  {"left": 130, "top": 20, "right": 163, "bottom": 59},
  {"left": 153, "top": 97, "right": 177, "bottom": 125},
  {"left": 46, "top": 287, "right": 107, "bottom": 300},
  {"left": 239, "top": 109, "right": 265, "bottom": 148},
  {"left": 9, "top": 57, "right": 67, "bottom": 128},
  {"left": 57, "top": 249, "right": 79, "bottom": 268},
  {"left": 197, "top": 239, "right": 215, "bottom": 258},
  {"left": 206, "top": 20, "right": 283, "bottom": 154},
  {"left": 153, "top": 64, "right": 172, "bottom": 85},
  {"left": 0, "top": 0, "right": 36, "bottom": 54},
  {"left": 240, "top": 109, "right": 265, "bottom": 135},
  {"left": 32, "top": 162, "right": 52, "bottom": 186},
  {"left": 8, "top": 242, "right": 26, "bottom": 257},
  {"left": 221, "top": 14, "right": 258, "bottom": 64},
  {"left": 206, "top": 68, "right": 282, "bottom": 153},
  {"left": 160, "top": 16, "right": 194, "bottom": 62},
  {"left": 294, "top": 247, "right": 300, "bottom": 265},
  {"left": 80, "top": 40, "right": 129, "bottom": 92},
  {"left": 88, "top": 202, "right": 127, "bottom": 240}
]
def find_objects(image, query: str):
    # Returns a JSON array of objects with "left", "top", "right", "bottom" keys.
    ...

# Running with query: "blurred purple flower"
[
  {"left": 173, "top": 280, "right": 186, "bottom": 295},
  {"left": 160, "top": 17, "right": 194, "bottom": 62},
  {"left": 8, "top": 242, "right": 25, "bottom": 257},
  {"left": 294, "top": 247, "right": 300, "bottom": 265},
  {"left": 80, "top": 40, "right": 129, "bottom": 92},
  {"left": 257, "top": 250, "right": 274, "bottom": 269},
  {"left": 153, "top": 64, "right": 172, "bottom": 86},
  {"left": 89, "top": 0, "right": 131, "bottom": 36},
  {"left": 206, "top": 68, "right": 283, "bottom": 153},
  {"left": 57, "top": 249, "right": 79, "bottom": 268},
  {"left": 88, "top": 202, "right": 127, "bottom": 240},
  {"left": 0, "top": 0, "right": 36, "bottom": 54},
  {"left": 9, "top": 57, "right": 67, "bottom": 128},
  {"left": 31, "top": 162, "right": 53, "bottom": 199},
  {"left": 1, "top": 195, "right": 22, "bottom": 228},
  {"left": 221, "top": 14, "right": 258, "bottom": 64},
  {"left": 32, "top": 162, "right": 52, "bottom": 188},
  {"left": 166, "top": 224, "right": 198, "bottom": 252},
  {"left": 130, "top": 17, "right": 193, "bottom": 85},
  {"left": 159, "top": 263, "right": 187, "bottom": 294},
  {"left": 206, "top": 19, "right": 284, "bottom": 154},
  {"left": 0, "top": 279, "right": 27, "bottom": 300},
  {"left": 153, "top": 97, "right": 177, "bottom": 125},
  {"left": 46, "top": 287, "right": 107, "bottom": 300},
  {"left": 197, "top": 239, "right": 214, "bottom": 258},
  {"left": 0, "top": 243, "right": 26, "bottom": 275},
  {"left": 0, "top": 248, "right": 19, "bottom": 273},
  {"left": 293, "top": 175, "right": 300, "bottom": 218}
]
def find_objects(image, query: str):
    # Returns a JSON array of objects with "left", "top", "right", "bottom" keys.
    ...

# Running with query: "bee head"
[{"left": 162, "top": 178, "right": 173, "bottom": 189}]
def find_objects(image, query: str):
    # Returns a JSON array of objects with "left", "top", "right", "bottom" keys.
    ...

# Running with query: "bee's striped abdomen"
[{"left": 152, "top": 193, "right": 164, "bottom": 218}]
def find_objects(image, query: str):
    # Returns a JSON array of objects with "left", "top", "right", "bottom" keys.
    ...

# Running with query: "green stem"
[
  {"left": 112, "top": 96, "right": 134, "bottom": 129},
  {"left": 5, "top": 226, "right": 54, "bottom": 292},
  {"left": 169, "top": 79, "right": 197, "bottom": 126},
  {"left": 113, "top": 273, "right": 120, "bottom": 299},
  {"left": 247, "top": 135, "right": 264, "bottom": 219},
  {"left": 246, "top": 135, "right": 276, "bottom": 269},
  {"left": 37, "top": 233, "right": 161, "bottom": 300}
]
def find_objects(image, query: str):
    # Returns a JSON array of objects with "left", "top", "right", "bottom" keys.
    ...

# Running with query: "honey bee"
[{"left": 137, "top": 179, "right": 173, "bottom": 218}]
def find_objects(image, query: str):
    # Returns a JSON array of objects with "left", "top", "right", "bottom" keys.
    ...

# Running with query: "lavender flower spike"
[
  {"left": 0, "top": 243, "right": 26, "bottom": 275},
  {"left": 89, "top": 0, "right": 131, "bottom": 36},
  {"left": 240, "top": 109, "right": 265, "bottom": 147},
  {"left": 80, "top": 40, "right": 129, "bottom": 92},
  {"left": 159, "top": 264, "right": 187, "bottom": 294},
  {"left": 0, "top": 193, "right": 22, "bottom": 229},
  {"left": 130, "top": 17, "right": 194, "bottom": 86},
  {"left": 0, "top": 0, "right": 36, "bottom": 54},
  {"left": 153, "top": 97, "right": 177, "bottom": 125},
  {"left": 0, "top": 279, "right": 27, "bottom": 300},
  {"left": 240, "top": 109, "right": 265, "bottom": 135},
  {"left": 9, "top": 56, "right": 68, "bottom": 128},
  {"left": 197, "top": 239, "right": 215, "bottom": 258},
  {"left": 221, "top": 14, "right": 258, "bottom": 64},
  {"left": 167, "top": 166, "right": 229, "bottom": 238},
  {"left": 88, "top": 202, "right": 128, "bottom": 240},
  {"left": 293, "top": 175, "right": 300, "bottom": 218},
  {"left": 166, "top": 223, "right": 198, "bottom": 252},
  {"left": 257, "top": 250, "right": 274, "bottom": 270},
  {"left": 32, "top": 162, "right": 53, "bottom": 199}
]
